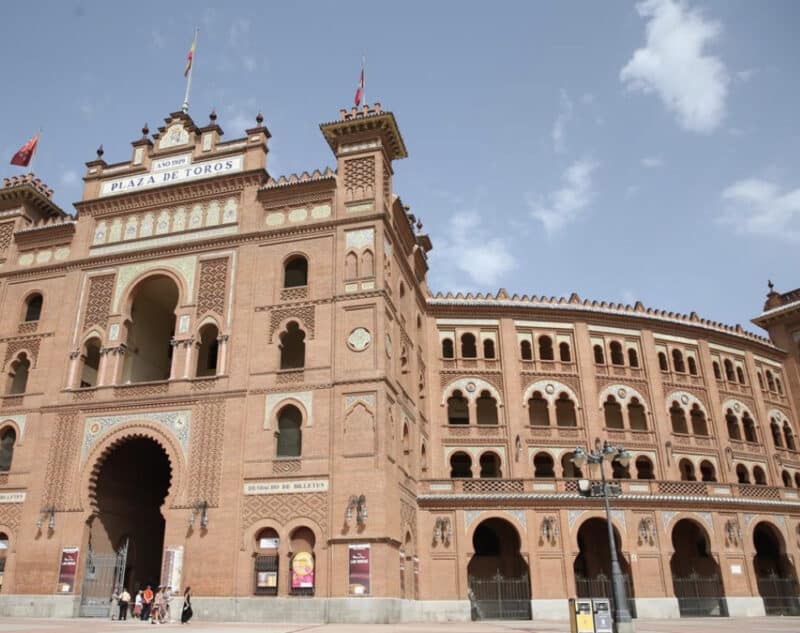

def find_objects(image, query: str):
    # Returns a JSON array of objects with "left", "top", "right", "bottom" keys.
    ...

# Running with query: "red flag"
[
  {"left": 354, "top": 68, "right": 364, "bottom": 106},
  {"left": 184, "top": 34, "right": 196, "bottom": 78},
  {"left": 10, "top": 133, "right": 39, "bottom": 167}
]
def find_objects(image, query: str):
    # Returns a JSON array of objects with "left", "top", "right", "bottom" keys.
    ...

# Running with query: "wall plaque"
[{"left": 243, "top": 479, "right": 329, "bottom": 495}]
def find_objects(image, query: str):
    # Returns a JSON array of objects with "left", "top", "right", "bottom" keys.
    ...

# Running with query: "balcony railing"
[
  {"left": 595, "top": 365, "right": 645, "bottom": 380},
  {"left": 420, "top": 478, "right": 794, "bottom": 503},
  {"left": 664, "top": 371, "right": 705, "bottom": 387},
  {"left": 526, "top": 425, "right": 585, "bottom": 441},
  {"left": 441, "top": 358, "right": 501, "bottom": 371},
  {"left": 604, "top": 428, "right": 657, "bottom": 445},
  {"left": 520, "top": 359, "right": 576, "bottom": 374},
  {"left": 442, "top": 424, "right": 507, "bottom": 439},
  {"left": 728, "top": 438, "right": 766, "bottom": 456},
  {"left": 670, "top": 432, "right": 716, "bottom": 449}
]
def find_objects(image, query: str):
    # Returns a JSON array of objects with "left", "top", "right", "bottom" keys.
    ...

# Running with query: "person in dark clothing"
[
  {"left": 141, "top": 585, "right": 153, "bottom": 621},
  {"left": 180, "top": 586, "right": 193, "bottom": 624},
  {"left": 118, "top": 588, "right": 131, "bottom": 620}
]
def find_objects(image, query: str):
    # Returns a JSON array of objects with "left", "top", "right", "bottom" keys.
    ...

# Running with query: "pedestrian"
[
  {"left": 118, "top": 587, "right": 131, "bottom": 621},
  {"left": 150, "top": 586, "right": 163, "bottom": 624},
  {"left": 162, "top": 585, "right": 173, "bottom": 622},
  {"left": 110, "top": 589, "right": 119, "bottom": 621},
  {"left": 133, "top": 590, "right": 143, "bottom": 618},
  {"left": 141, "top": 585, "right": 153, "bottom": 621},
  {"left": 180, "top": 586, "right": 193, "bottom": 624}
]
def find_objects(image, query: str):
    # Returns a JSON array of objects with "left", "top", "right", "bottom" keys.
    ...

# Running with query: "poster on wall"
[
  {"left": 291, "top": 551, "right": 314, "bottom": 589},
  {"left": 348, "top": 544, "right": 370, "bottom": 595},
  {"left": 160, "top": 546, "right": 184, "bottom": 591},
  {"left": 57, "top": 547, "right": 80, "bottom": 593},
  {"left": 257, "top": 570, "right": 278, "bottom": 589}
]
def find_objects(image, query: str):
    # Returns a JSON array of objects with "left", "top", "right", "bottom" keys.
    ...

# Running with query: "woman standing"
[{"left": 180, "top": 586, "right": 193, "bottom": 624}]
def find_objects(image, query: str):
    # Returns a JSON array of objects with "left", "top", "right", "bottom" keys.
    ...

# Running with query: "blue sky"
[{"left": 1, "top": 1, "right": 798, "bottom": 332}]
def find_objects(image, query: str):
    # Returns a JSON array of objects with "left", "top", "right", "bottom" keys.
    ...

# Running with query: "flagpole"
[
  {"left": 362, "top": 55, "right": 366, "bottom": 107},
  {"left": 182, "top": 28, "right": 199, "bottom": 114},
  {"left": 28, "top": 129, "right": 42, "bottom": 175}
]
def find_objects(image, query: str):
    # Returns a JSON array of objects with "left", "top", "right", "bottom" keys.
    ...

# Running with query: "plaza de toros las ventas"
[{"left": 0, "top": 102, "right": 797, "bottom": 624}]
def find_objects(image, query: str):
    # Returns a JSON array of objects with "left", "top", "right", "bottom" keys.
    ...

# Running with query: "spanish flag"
[
  {"left": 184, "top": 33, "right": 196, "bottom": 78},
  {"left": 10, "top": 133, "right": 39, "bottom": 167}
]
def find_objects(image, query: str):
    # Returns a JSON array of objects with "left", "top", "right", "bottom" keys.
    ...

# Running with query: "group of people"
[{"left": 113, "top": 585, "right": 193, "bottom": 624}]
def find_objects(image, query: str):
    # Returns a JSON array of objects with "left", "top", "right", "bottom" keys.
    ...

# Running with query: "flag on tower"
[
  {"left": 184, "top": 33, "right": 197, "bottom": 77},
  {"left": 354, "top": 62, "right": 365, "bottom": 106},
  {"left": 10, "top": 133, "right": 40, "bottom": 167}
]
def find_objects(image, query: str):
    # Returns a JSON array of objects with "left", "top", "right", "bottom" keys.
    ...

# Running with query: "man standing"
[
  {"left": 141, "top": 585, "right": 154, "bottom": 621},
  {"left": 118, "top": 588, "right": 131, "bottom": 621}
]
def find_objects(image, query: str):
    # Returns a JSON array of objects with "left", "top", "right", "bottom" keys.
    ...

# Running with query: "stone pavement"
[{"left": 0, "top": 618, "right": 795, "bottom": 633}]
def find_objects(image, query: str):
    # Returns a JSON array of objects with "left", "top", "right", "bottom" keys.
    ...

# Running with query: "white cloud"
[
  {"left": 736, "top": 68, "right": 757, "bottom": 82},
  {"left": 719, "top": 177, "right": 800, "bottom": 241},
  {"left": 527, "top": 159, "right": 599, "bottom": 235},
  {"left": 551, "top": 90, "right": 573, "bottom": 154},
  {"left": 434, "top": 211, "right": 516, "bottom": 286},
  {"left": 620, "top": 0, "right": 729, "bottom": 133},
  {"left": 61, "top": 170, "right": 78, "bottom": 185},
  {"left": 641, "top": 155, "right": 663, "bottom": 168}
]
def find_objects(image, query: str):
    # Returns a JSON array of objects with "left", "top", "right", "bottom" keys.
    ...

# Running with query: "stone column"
[
  {"left": 182, "top": 338, "right": 195, "bottom": 379},
  {"left": 67, "top": 350, "right": 81, "bottom": 388},
  {"left": 169, "top": 338, "right": 180, "bottom": 380},
  {"left": 217, "top": 334, "right": 229, "bottom": 375}
]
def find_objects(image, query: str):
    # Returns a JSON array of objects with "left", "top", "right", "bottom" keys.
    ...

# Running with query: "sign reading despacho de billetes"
[
  {"left": 244, "top": 479, "right": 329, "bottom": 495},
  {"left": 100, "top": 154, "right": 244, "bottom": 197},
  {"left": 0, "top": 492, "right": 25, "bottom": 504}
]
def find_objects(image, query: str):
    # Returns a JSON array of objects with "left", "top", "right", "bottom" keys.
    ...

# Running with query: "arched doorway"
[
  {"left": 574, "top": 518, "right": 637, "bottom": 618},
  {"left": 670, "top": 519, "right": 727, "bottom": 616},
  {"left": 80, "top": 437, "right": 172, "bottom": 617},
  {"left": 467, "top": 517, "right": 531, "bottom": 620},
  {"left": 753, "top": 522, "right": 800, "bottom": 615}
]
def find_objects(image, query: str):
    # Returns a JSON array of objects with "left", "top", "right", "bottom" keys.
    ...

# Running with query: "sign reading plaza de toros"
[
  {"left": 100, "top": 153, "right": 244, "bottom": 197},
  {"left": 243, "top": 479, "right": 329, "bottom": 495}
]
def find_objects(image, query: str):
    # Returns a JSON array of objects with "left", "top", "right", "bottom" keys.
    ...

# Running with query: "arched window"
[
  {"left": 784, "top": 423, "right": 797, "bottom": 451},
  {"left": 479, "top": 452, "right": 501, "bottom": 478},
  {"left": 724, "top": 359, "right": 735, "bottom": 382},
  {"left": 742, "top": 413, "right": 757, "bottom": 443},
  {"left": 399, "top": 281, "right": 406, "bottom": 298},
  {"left": 559, "top": 341, "right": 571, "bottom": 362},
  {"left": 555, "top": 393, "right": 577, "bottom": 427},
  {"left": 593, "top": 344, "right": 605, "bottom": 365},
  {"left": 700, "top": 460, "right": 716, "bottom": 482},
  {"left": 360, "top": 250, "right": 374, "bottom": 277},
  {"left": 766, "top": 370, "right": 775, "bottom": 391},
  {"left": 757, "top": 372, "right": 765, "bottom": 390},
  {"left": 276, "top": 405, "right": 302, "bottom": 457},
  {"left": 782, "top": 470, "right": 792, "bottom": 488},
  {"left": 627, "top": 348, "right": 639, "bottom": 368},
  {"left": 712, "top": 361, "right": 721, "bottom": 380},
  {"left": 726, "top": 409, "right": 741, "bottom": 440},
  {"left": 0, "top": 428, "right": 16, "bottom": 471},
  {"left": 461, "top": 333, "right": 477, "bottom": 358},
  {"left": 447, "top": 390, "right": 469, "bottom": 425},
  {"left": 736, "top": 366, "right": 746, "bottom": 385},
  {"left": 279, "top": 321, "right": 306, "bottom": 369},
  {"left": 776, "top": 377, "right": 783, "bottom": 395},
  {"left": 635, "top": 456, "right": 654, "bottom": 480},
  {"left": 195, "top": 323, "right": 219, "bottom": 378},
  {"left": 7, "top": 353, "right": 30, "bottom": 395},
  {"left": 735, "top": 464, "right": 750, "bottom": 484},
  {"left": 442, "top": 338, "right": 454, "bottom": 359},
  {"left": 672, "top": 349, "right": 685, "bottom": 373},
  {"left": 687, "top": 356, "right": 698, "bottom": 376},
  {"left": 528, "top": 391, "right": 549, "bottom": 426},
  {"left": 753, "top": 466, "right": 767, "bottom": 485},
  {"left": 420, "top": 442, "right": 428, "bottom": 472},
  {"left": 482, "top": 339, "right": 496, "bottom": 359},
  {"left": 402, "top": 423, "right": 410, "bottom": 468},
  {"left": 679, "top": 459, "right": 696, "bottom": 481},
  {"left": 612, "top": 458, "right": 631, "bottom": 479},
  {"left": 79, "top": 337, "right": 102, "bottom": 388},
  {"left": 520, "top": 340, "right": 533, "bottom": 360},
  {"left": 562, "top": 452, "right": 583, "bottom": 478},
  {"left": 533, "top": 452, "right": 555, "bottom": 478},
  {"left": 475, "top": 391, "right": 498, "bottom": 425},
  {"left": 628, "top": 397, "right": 647, "bottom": 431},
  {"left": 658, "top": 352, "right": 669, "bottom": 372},
  {"left": 283, "top": 256, "right": 308, "bottom": 288},
  {"left": 670, "top": 402, "right": 688, "bottom": 434},
  {"left": 603, "top": 395, "right": 624, "bottom": 429},
  {"left": 538, "top": 336, "right": 554, "bottom": 361},
  {"left": 771, "top": 419, "right": 783, "bottom": 447},
  {"left": 610, "top": 341, "right": 624, "bottom": 366},
  {"left": 24, "top": 293, "right": 43, "bottom": 322},
  {"left": 689, "top": 404, "right": 708, "bottom": 436},
  {"left": 344, "top": 251, "right": 358, "bottom": 279},
  {"left": 450, "top": 452, "right": 472, "bottom": 478}
]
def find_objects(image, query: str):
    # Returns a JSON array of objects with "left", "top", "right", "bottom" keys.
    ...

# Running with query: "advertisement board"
[
  {"left": 291, "top": 551, "right": 314, "bottom": 589},
  {"left": 57, "top": 547, "right": 80, "bottom": 593},
  {"left": 348, "top": 544, "right": 370, "bottom": 595}
]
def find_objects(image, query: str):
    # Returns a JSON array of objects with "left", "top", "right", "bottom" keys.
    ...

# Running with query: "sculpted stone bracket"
[{"left": 81, "top": 409, "right": 192, "bottom": 462}]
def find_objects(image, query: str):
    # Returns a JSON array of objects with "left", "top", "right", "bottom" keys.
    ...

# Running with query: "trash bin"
[
  {"left": 568, "top": 597, "right": 596, "bottom": 633},
  {"left": 592, "top": 598, "right": 613, "bottom": 633}
]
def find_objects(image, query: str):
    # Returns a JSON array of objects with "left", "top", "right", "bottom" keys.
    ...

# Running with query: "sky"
[{"left": 1, "top": 1, "right": 798, "bottom": 334}]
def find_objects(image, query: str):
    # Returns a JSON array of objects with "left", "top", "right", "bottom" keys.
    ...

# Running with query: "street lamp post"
[{"left": 572, "top": 438, "right": 634, "bottom": 633}]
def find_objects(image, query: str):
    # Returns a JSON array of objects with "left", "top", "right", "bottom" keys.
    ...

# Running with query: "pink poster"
[{"left": 291, "top": 551, "right": 314, "bottom": 589}]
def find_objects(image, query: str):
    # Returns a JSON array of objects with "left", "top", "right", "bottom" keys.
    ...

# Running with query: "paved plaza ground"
[{"left": 0, "top": 618, "right": 795, "bottom": 633}]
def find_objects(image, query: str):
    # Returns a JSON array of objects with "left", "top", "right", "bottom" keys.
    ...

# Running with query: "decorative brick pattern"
[
  {"left": 43, "top": 411, "right": 81, "bottom": 511},
  {"left": 196, "top": 257, "right": 228, "bottom": 318},
  {"left": 83, "top": 274, "right": 115, "bottom": 331},
  {"left": 344, "top": 156, "right": 375, "bottom": 200},
  {"left": 269, "top": 305, "right": 315, "bottom": 340},
  {"left": 0, "top": 222, "right": 13, "bottom": 254},
  {"left": 0, "top": 503, "right": 22, "bottom": 534},
  {"left": 188, "top": 400, "right": 225, "bottom": 506},
  {"left": 242, "top": 491, "right": 327, "bottom": 533},
  {"left": 4, "top": 337, "right": 41, "bottom": 367}
]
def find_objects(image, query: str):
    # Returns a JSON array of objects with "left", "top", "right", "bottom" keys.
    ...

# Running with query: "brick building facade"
[{"left": 0, "top": 104, "right": 797, "bottom": 622}]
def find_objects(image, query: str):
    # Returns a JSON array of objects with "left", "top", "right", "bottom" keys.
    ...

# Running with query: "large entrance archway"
[
  {"left": 467, "top": 517, "right": 531, "bottom": 620},
  {"left": 753, "top": 522, "right": 800, "bottom": 616},
  {"left": 81, "top": 436, "right": 172, "bottom": 617},
  {"left": 574, "top": 518, "right": 637, "bottom": 618},
  {"left": 670, "top": 519, "right": 727, "bottom": 617}
]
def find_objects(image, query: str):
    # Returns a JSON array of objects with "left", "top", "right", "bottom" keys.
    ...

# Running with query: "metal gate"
[
  {"left": 79, "top": 538, "right": 128, "bottom": 618},
  {"left": 672, "top": 573, "right": 728, "bottom": 617},
  {"left": 757, "top": 573, "right": 800, "bottom": 616},
  {"left": 468, "top": 572, "right": 531, "bottom": 620},
  {"left": 575, "top": 573, "right": 637, "bottom": 618}
]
